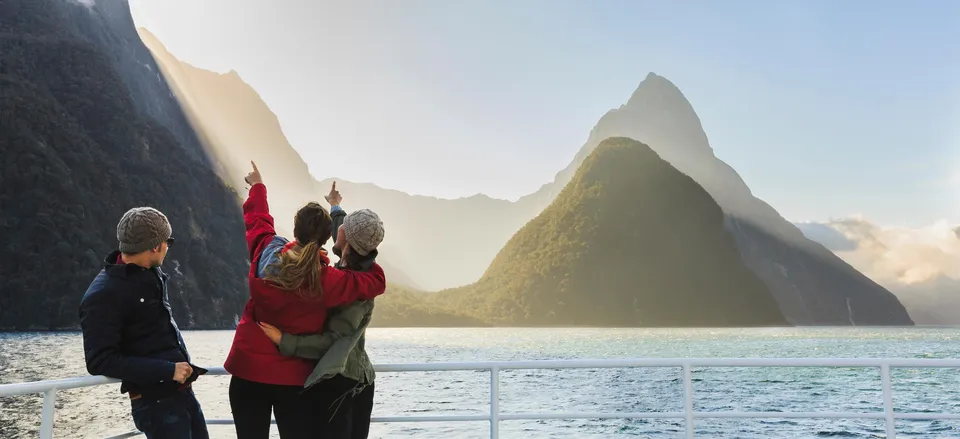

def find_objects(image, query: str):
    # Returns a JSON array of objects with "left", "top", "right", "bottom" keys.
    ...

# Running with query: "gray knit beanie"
[
  {"left": 342, "top": 209, "right": 384, "bottom": 256},
  {"left": 117, "top": 207, "right": 172, "bottom": 254}
]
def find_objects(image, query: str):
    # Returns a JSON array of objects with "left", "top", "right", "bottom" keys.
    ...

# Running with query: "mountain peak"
[
  {"left": 446, "top": 137, "right": 787, "bottom": 327},
  {"left": 626, "top": 72, "right": 688, "bottom": 108},
  {"left": 643, "top": 71, "right": 669, "bottom": 83},
  {"left": 519, "top": 72, "right": 713, "bottom": 213}
]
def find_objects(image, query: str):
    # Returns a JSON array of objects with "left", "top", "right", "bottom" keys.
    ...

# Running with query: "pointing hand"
[
  {"left": 324, "top": 181, "right": 342, "bottom": 207},
  {"left": 244, "top": 161, "right": 263, "bottom": 188}
]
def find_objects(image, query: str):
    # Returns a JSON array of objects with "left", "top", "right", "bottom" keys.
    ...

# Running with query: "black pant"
[
  {"left": 229, "top": 376, "right": 314, "bottom": 439},
  {"left": 130, "top": 388, "right": 209, "bottom": 439},
  {"left": 309, "top": 375, "right": 375, "bottom": 439}
]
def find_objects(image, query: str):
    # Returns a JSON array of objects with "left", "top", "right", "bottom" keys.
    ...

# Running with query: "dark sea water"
[{"left": 1, "top": 328, "right": 958, "bottom": 439}]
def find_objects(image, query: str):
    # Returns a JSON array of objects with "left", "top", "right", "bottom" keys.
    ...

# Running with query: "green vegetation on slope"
[
  {"left": 433, "top": 137, "right": 788, "bottom": 327},
  {"left": 0, "top": 13, "right": 249, "bottom": 329}
]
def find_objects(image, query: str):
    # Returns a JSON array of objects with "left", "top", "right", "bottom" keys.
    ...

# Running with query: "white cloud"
[
  {"left": 798, "top": 217, "right": 960, "bottom": 324},
  {"left": 799, "top": 217, "right": 960, "bottom": 285}
]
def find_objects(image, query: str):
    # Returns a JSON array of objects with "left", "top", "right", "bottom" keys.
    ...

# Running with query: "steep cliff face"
[
  {"left": 36, "top": 0, "right": 215, "bottom": 166},
  {"left": 518, "top": 73, "right": 913, "bottom": 325},
  {"left": 137, "top": 28, "right": 316, "bottom": 204},
  {"left": 729, "top": 219, "right": 911, "bottom": 325},
  {"left": 0, "top": 0, "right": 249, "bottom": 329},
  {"left": 436, "top": 138, "right": 787, "bottom": 327}
]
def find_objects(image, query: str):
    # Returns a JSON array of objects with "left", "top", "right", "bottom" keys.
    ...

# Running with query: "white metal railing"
[{"left": 2, "top": 358, "right": 959, "bottom": 439}]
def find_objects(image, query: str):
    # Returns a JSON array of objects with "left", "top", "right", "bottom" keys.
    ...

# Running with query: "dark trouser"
[
  {"left": 350, "top": 381, "right": 375, "bottom": 439},
  {"left": 229, "top": 376, "right": 314, "bottom": 439},
  {"left": 309, "top": 375, "right": 375, "bottom": 439},
  {"left": 130, "top": 387, "right": 209, "bottom": 439}
]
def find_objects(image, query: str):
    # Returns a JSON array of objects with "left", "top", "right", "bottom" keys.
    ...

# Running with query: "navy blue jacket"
[{"left": 79, "top": 251, "right": 191, "bottom": 399}]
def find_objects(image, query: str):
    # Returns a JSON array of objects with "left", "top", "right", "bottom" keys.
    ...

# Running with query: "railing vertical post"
[
  {"left": 880, "top": 364, "right": 896, "bottom": 439},
  {"left": 490, "top": 367, "right": 500, "bottom": 439},
  {"left": 39, "top": 389, "right": 57, "bottom": 439},
  {"left": 682, "top": 364, "right": 694, "bottom": 439}
]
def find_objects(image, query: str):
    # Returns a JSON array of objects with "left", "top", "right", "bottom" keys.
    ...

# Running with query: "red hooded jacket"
[{"left": 224, "top": 183, "right": 386, "bottom": 386}]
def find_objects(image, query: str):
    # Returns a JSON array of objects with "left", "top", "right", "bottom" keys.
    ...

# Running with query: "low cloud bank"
[{"left": 797, "top": 218, "right": 959, "bottom": 325}]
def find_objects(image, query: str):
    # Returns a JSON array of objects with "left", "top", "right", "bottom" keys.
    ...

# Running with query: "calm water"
[{"left": 1, "top": 328, "right": 958, "bottom": 439}]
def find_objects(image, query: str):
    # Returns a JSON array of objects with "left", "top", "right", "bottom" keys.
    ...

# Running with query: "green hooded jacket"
[{"left": 276, "top": 205, "right": 376, "bottom": 389}]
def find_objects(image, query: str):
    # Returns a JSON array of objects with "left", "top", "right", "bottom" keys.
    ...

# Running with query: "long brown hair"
[{"left": 265, "top": 202, "right": 332, "bottom": 299}]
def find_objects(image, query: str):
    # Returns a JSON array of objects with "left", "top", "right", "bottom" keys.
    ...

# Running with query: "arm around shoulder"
[{"left": 321, "top": 263, "right": 386, "bottom": 308}]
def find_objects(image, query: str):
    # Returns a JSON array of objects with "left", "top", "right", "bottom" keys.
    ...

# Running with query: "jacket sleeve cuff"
[
  {"left": 158, "top": 360, "right": 176, "bottom": 383},
  {"left": 125, "top": 358, "right": 176, "bottom": 384},
  {"left": 278, "top": 333, "right": 297, "bottom": 357}
]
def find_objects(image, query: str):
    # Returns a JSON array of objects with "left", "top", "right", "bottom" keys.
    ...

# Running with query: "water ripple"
[{"left": 0, "top": 327, "right": 958, "bottom": 438}]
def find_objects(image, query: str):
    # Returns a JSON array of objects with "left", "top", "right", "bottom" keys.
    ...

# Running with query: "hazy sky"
[{"left": 129, "top": 0, "right": 960, "bottom": 227}]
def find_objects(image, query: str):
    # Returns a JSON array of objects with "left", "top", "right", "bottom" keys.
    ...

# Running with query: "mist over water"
[{"left": 1, "top": 328, "right": 958, "bottom": 438}]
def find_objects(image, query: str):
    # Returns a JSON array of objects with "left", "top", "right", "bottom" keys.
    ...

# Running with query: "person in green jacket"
[{"left": 258, "top": 182, "right": 384, "bottom": 439}]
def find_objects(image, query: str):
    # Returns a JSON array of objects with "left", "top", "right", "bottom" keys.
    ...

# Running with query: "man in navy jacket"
[{"left": 80, "top": 207, "right": 208, "bottom": 439}]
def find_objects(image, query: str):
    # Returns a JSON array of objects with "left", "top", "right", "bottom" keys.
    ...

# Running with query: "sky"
[{"left": 128, "top": 0, "right": 960, "bottom": 228}]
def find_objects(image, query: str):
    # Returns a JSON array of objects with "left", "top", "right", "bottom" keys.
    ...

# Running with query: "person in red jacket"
[{"left": 224, "top": 161, "right": 387, "bottom": 439}]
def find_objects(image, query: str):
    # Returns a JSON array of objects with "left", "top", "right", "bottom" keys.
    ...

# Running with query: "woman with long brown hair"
[
  {"left": 224, "top": 162, "right": 387, "bottom": 439},
  {"left": 258, "top": 183, "right": 385, "bottom": 439}
]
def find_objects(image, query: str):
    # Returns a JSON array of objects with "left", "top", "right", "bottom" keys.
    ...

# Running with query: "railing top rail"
[
  {"left": 1, "top": 374, "right": 119, "bottom": 396},
  {"left": 2, "top": 357, "right": 958, "bottom": 397}
]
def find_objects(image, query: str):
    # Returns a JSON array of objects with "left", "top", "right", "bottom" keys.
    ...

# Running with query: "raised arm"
[
  {"left": 326, "top": 181, "right": 346, "bottom": 249},
  {"left": 242, "top": 162, "right": 276, "bottom": 261},
  {"left": 276, "top": 302, "right": 372, "bottom": 359},
  {"left": 80, "top": 283, "right": 175, "bottom": 383},
  {"left": 318, "top": 181, "right": 385, "bottom": 306},
  {"left": 331, "top": 205, "right": 346, "bottom": 245},
  {"left": 321, "top": 263, "right": 386, "bottom": 308}
]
